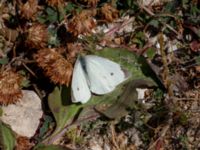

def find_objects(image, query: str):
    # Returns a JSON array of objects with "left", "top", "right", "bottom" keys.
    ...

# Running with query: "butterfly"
[{"left": 71, "top": 55, "right": 129, "bottom": 103}]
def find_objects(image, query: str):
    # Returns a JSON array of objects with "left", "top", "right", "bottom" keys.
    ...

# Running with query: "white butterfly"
[{"left": 71, "top": 55, "right": 129, "bottom": 103}]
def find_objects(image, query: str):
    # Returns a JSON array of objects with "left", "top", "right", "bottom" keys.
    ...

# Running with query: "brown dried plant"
[
  {"left": 67, "top": 43, "right": 83, "bottom": 60},
  {"left": 35, "top": 48, "right": 73, "bottom": 86},
  {"left": 100, "top": 4, "right": 119, "bottom": 22},
  {"left": 81, "top": 0, "right": 100, "bottom": 7},
  {"left": 68, "top": 9, "right": 97, "bottom": 36},
  {"left": 0, "top": 70, "right": 23, "bottom": 105},
  {"left": 25, "top": 24, "right": 48, "bottom": 49},
  {"left": 15, "top": 136, "right": 34, "bottom": 150},
  {"left": 18, "top": 0, "right": 39, "bottom": 20},
  {"left": 46, "top": 0, "right": 64, "bottom": 7}
]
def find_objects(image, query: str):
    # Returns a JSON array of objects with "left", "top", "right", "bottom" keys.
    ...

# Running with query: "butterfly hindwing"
[
  {"left": 71, "top": 57, "right": 91, "bottom": 103},
  {"left": 83, "top": 55, "right": 126, "bottom": 95}
]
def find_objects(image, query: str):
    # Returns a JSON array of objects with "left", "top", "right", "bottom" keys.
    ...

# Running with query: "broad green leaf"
[
  {"left": 73, "top": 47, "right": 158, "bottom": 108},
  {"left": 77, "top": 48, "right": 158, "bottom": 117},
  {"left": 0, "top": 122, "right": 16, "bottom": 150},
  {"left": 96, "top": 79, "right": 156, "bottom": 119},
  {"left": 46, "top": 86, "right": 81, "bottom": 143}
]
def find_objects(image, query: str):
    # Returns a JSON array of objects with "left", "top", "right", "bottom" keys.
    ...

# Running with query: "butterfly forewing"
[{"left": 71, "top": 57, "right": 91, "bottom": 103}]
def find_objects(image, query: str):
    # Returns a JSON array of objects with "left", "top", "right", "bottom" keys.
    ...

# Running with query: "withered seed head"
[
  {"left": 81, "top": 0, "right": 100, "bottom": 7},
  {"left": 46, "top": 0, "right": 64, "bottom": 7},
  {"left": 35, "top": 48, "right": 73, "bottom": 86},
  {"left": 0, "top": 70, "right": 22, "bottom": 105},
  {"left": 67, "top": 43, "right": 83, "bottom": 60},
  {"left": 100, "top": 4, "right": 119, "bottom": 22},
  {"left": 25, "top": 24, "right": 48, "bottom": 49},
  {"left": 15, "top": 136, "right": 34, "bottom": 150},
  {"left": 68, "top": 10, "right": 97, "bottom": 36},
  {"left": 19, "top": 0, "right": 39, "bottom": 20}
]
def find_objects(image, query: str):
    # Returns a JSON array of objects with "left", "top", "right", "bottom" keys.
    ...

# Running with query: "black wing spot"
[
  {"left": 77, "top": 87, "right": 80, "bottom": 91},
  {"left": 110, "top": 72, "right": 114, "bottom": 76}
]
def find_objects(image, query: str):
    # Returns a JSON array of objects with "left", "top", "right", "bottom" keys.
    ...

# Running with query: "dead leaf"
[{"left": 190, "top": 40, "right": 200, "bottom": 52}]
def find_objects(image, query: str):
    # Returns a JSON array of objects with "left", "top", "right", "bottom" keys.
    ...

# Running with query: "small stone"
[{"left": 1, "top": 90, "right": 43, "bottom": 137}]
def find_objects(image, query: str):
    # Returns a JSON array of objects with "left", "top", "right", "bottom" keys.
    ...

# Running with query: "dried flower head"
[
  {"left": 68, "top": 10, "right": 96, "bottom": 36},
  {"left": 15, "top": 136, "right": 34, "bottom": 150},
  {"left": 46, "top": 0, "right": 64, "bottom": 7},
  {"left": 19, "top": 0, "right": 39, "bottom": 20},
  {"left": 67, "top": 43, "right": 83, "bottom": 60},
  {"left": 0, "top": 70, "right": 22, "bottom": 105},
  {"left": 100, "top": 4, "right": 119, "bottom": 22},
  {"left": 25, "top": 24, "right": 48, "bottom": 49},
  {"left": 81, "top": 0, "right": 100, "bottom": 7},
  {"left": 35, "top": 48, "right": 73, "bottom": 86}
]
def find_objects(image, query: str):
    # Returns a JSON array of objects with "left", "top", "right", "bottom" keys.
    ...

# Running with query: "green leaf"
[
  {"left": 37, "top": 7, "right": 59, "bottom": 24},
  {"left": 46, "top": 86, "right": 81, "bottom": 143},
  {"left": 69, "top": 47, "right": 152, "bottom": 109},
  {"left": 0, "top": 122, "right": 16, "bottom": 150},
  {"left": 20, "top": 78, "right": 31, "bottom": 88},
  {"left": 34, "top": 115, "right": 54, "bottom": 142},
  {"left": 163, "top": 0, "right": 177, "bottom": 13},
  {"left": 47, "top": 13, "right": 58, "bottom": 23},
  {"left": 146, "top": 48, "right": 156, "bottom": 59},
  {"left": 48, "top": 28, "right": 60, "bottom": 46},
  {"left": 46, "top": 7, "right": 56, "bottom": 15},
  {"left": 149, "top": 19, "right": 159, "bottom": 28},
  {"left": 182, "top": 0, "right": 189, "bottom": 7},
  {"left": 96, "top": 79, "right": 156, "bottom": 119},
  {"left": 195, "top": 55, "right": 200, "bottom": 64},
  {"left": 132, "top": 31, "right": 146, "bottom": 48},
  {"left": 0, "top": 57, "right": 8, "bottom": 65},
  {"left": 64, "top": 2, "right": 76, "bottom": 13},
  {"left": 77, "top": 48, "right": 158, "bottom": 117},
  {"left": 0, "top": 108, "right": 3, "bottom": 116},
  {"left": 37, "top": 15, "right": 47, "bottom": 24}
]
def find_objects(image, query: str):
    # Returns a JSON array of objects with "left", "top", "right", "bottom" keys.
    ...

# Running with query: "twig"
[
  {"left": 159, "top": 33, "right": 174, "bottom": 97},
  {"left": 43, "top": 114, "right": 100, "bottom": 145},
  {"left": 105, "top": 17, "right": 135, "bottom": 36},
  {"left": 22, "top": 62, "right": 37, "bottom": 77},
  {"left": 32, "top": 84, "right": 44, "bottom": 100},
  {"left": 172, "top": 97, "right": 198, "bottom": 101},
  {"left": 147, "top": 122, "right": 171, "bottom": 150},
  {"left": 139, "top": 4, "right": 182, "bottom": 38},
  {"left": 110, "top": 122, "right": 120, "bottom": 150}
]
